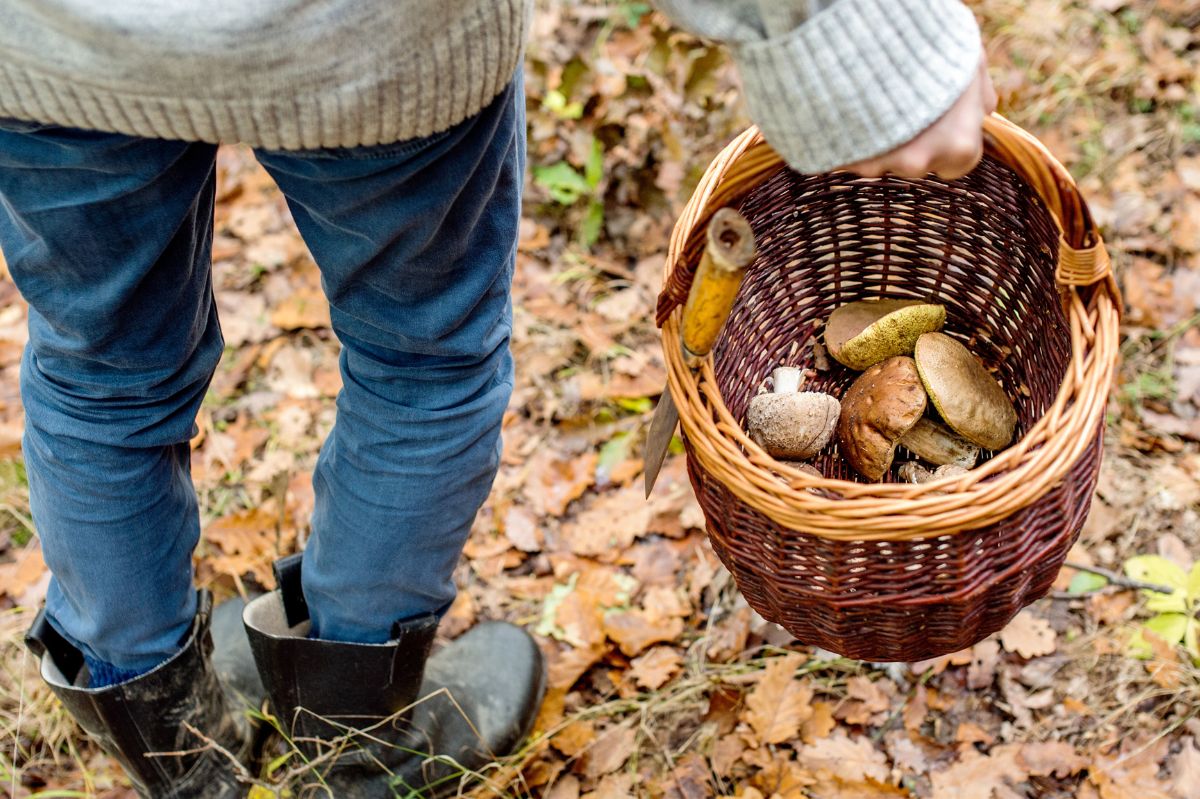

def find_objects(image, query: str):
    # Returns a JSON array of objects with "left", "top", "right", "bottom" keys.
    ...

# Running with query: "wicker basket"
[{"left": 656, "top": 115, "right": 1120, "bottom": 662}]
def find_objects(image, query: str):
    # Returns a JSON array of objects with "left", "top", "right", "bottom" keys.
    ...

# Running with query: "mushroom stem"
[{"left": 772, "top": 366, "right": 803, "bottom": 395}]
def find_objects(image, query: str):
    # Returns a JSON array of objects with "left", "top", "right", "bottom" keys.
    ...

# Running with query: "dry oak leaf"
[
  {"left": 584, "top": 772, "right": 636, "bottom": 799},
  {"left": 836, "top": 676, "right": 891, "bottom": 726},
  {"left": 929, "top": 744, "right": 1026, "bottom": 799},
  {"left": 663, "top": 752, "right": 711, "bottom": 799},
  {"left": 1088, "top": 737, "right": 1175, "bottom": 799},
  {"left": 998, "top": 610, "right": 1056, "bottom": 658},
  {"left": 1017, "top": 741, "right": 1086, "bottom": 778},
  {"left": 603, "top": 608, "right": 684, "bottom": 657},
  {"left": 710, "top": 735, "right": 746, "bottom": 778},
  {"left": 546, "top": 775, "right": 581, "bottom": 799},
  {"left": 551, "top": 719, "right": 597, "bottom": 757},
  {"left": 741, "top": 652, "right": 813, "bottom": 745},
  {"left": 884, "top": 730, "right": 930, "bottom": 775},
  {"left": 503, "top": 505, "right": 542, "bottom": 553},
  {"left": 546, "top": 643, "right": 606, "bottom": 691},
  {"left": 751, "top": 756, "right": 815, "bottom": 799},
  {"left": 584, "top": 724, "right": 637, "bottom": 779},
  {"left": 560, "top": 489, "right": 651, "bottom": 558},
  {"left": 797, "top": 730, "right": 890, "bottom": 784},
  {"left": 270, "top": 286, "right": 331, "bottom": 330},
  {"left": 1170, "top": 737, "right": 1200, "bottom": 799},
  {"left": 801, "top": 701, "right": 837, "bottom": 744},
  {"left": 526, "top": 451, "right": 598, "bottom": 517},
  {"left": 629, "top": 646, "right": 682, "bottom": 690},
  {"left": 0, "top": 542, "right": 46, "bottom": 603},
  {"left": 555, "top": 588, "right": 608, "bottom": 649},
  {"left": 967, "top": 639, "right": 1001, "bottom": 689}
]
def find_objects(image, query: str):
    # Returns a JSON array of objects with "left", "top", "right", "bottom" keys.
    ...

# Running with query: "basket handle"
[{"left": 656, "top": 114, "right": 1112, "bottom": 328}]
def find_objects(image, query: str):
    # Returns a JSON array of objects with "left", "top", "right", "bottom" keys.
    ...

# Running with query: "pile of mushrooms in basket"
[{"left": 745, "top": 299, "right": 1019, "bottom": 484}]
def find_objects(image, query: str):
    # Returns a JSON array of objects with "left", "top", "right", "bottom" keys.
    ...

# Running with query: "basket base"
[{"left": 688, "top": 426, "right": 1102, "bottom": 662}]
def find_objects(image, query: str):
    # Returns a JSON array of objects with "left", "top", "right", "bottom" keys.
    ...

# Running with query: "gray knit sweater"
[{"left": 0, "top": 0, "right": 980, "bottom": 173}]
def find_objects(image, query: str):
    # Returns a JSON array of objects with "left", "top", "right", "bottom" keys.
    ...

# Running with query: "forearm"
[{"left": 653, "top": 0, "right": 983, "bottom": 174}]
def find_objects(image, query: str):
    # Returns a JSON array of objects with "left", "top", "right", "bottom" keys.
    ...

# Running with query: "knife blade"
[{"left": 644, "top": 208, "right": 757, "bottom": 497}]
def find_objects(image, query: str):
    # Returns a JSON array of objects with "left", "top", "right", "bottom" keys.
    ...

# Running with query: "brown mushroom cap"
[
  {"left": 747, "top": 391, "right": 841, "bottom": 461},
  {"left": 825, "top": 299, "right": 946, "bottom": 370},
  {"left": 914, "top": 332, "right": 1018, "bottom": 451},
  {"left": 898, "top": 417, "right": 980, "bottom": 468},
  {"left": 836, "top": 356, "right": 928, "bottom": 481}
]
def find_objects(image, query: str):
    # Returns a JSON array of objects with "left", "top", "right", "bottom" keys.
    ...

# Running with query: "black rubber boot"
[
  {"left": 243, "top": 554, "right": 547, "bottom": 798},
  {"left": 23, "top": 590, "right": 259, "bottom": 799}
]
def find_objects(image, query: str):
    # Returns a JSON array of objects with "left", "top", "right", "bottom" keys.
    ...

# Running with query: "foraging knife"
[{"left": 644, "top": 208, "right": 757, "bottom": 497}]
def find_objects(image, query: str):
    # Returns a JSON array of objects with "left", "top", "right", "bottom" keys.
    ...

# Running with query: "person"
[{"left": 0, "top": 0, "right": 996, "bottom": 796}]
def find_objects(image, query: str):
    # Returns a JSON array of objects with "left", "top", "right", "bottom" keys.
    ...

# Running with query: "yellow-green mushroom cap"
[
  {"left": 824, "top": 299, "right": 946, "bottom": 370},
  {"left": 913, "top": 332, "right": 1018, "bottom": 451}
]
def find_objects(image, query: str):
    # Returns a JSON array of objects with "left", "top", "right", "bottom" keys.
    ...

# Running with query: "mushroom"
[
  {"left": 825, "top": 299, "right": 946, "bottom": 371},
  {"left": 746, "top": 367, "right": 840, "bottom": 460},
  {"left": 914, "top": 332, "right": 1018, "bottom": 450},
  {"left": 898, "top": 461, "right": 970, "bottom": 486},
  {"left": 898, "top": 417, "right": 980, "bottom": 468},
  {"left": 836, "top": 356, "right": 927, "bottom": 481}
]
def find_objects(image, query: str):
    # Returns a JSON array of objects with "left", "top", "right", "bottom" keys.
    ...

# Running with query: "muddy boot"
[
  {"left": 243, "top": 554, "right": 547, "bottom": 798},
  {"left": 24, "top": 590, "right": 260, "bottom": 799}
]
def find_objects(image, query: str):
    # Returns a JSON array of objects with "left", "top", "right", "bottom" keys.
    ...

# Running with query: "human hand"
[{"left": 841, "top": 56, "right": 998, "bottom": 181}]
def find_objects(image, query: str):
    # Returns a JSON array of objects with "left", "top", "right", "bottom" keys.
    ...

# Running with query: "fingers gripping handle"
[{"left": 680, "top": 208, "right": 756, "bottom": 364}]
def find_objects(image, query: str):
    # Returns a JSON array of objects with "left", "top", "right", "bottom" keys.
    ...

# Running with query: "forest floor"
[{"left": 2, "top": 1, "right": 1200, "bottom": 797}]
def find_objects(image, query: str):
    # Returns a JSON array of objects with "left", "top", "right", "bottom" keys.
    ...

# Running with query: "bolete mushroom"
[
  {"left": 825, "top": 299, "right": 946, "bottom": 370},
  {"left": 913, "top": 332, "right": 1018, "bottom": 451},
  {"left": 746, "top": 367, "right": 840, "bottom": 460},
  {"left": 898, "top": 461, "right": 970, "bottom": 486},
  {"left": 898, "top": 417, "right": 980, "bottom": 468},
  {"left": 837, "top": 356, "right": 927, "bottom": 481}
]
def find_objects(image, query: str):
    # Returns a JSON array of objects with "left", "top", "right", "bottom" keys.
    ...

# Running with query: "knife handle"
[{"left": 680, "top": 208, "right": 756, "bottom": 365}]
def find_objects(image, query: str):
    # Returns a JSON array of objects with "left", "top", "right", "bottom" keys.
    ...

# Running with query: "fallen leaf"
[
  {"left": 885, "top": 731, "right": 930, "bottom": 775},
  {"left": 585, "top": 725, "right": 637, "bottom": 778},
  {"left": 741, "top": 653, "right": 813, "bottom": 745},
  {"left": 663, "top": 752, "right": 710, "bottom": 799},
  {"left": 801, "top": 701, "right": 836, "bottom": 744},
  {"left": 503, "top": 505, "right": 543, "bottom": 553},
  {"left": 526, "top": 452, "right": 599, "bottom": 517},
  {"left": 955, "top": 721, "right": 996, "bottom": 745},
  {"left": 711, "top": 735, "right": 746, "bottom": 777},
  {"left": 629, "top": 646, "right": 682, "bottom": 690},
  {"left": 930, "top": 744, "right": 1026, "bottom": 799},
  {"left": 836, "top": 676, "right": 891, "bottom": 726},
  {"left": 584, "top": 772, "right": 636, "bottom": 799},
  {"left": 1018, "top": 741, "right": 1086, "bottom": 778},
  {"left": 1169, "top": 737, "right": 1200, "bottom": 799},
  {"left": 797, "top": 730, "right": 889, "bottom": 784},
  {"left": 269, "top": 287, "right": 331, "bottom": 330},
  {"left": 1088, "top": 738, "right": 1175, "bottom": 799},
  {"left": 603, "top": 608, "right": 684, "bottom": 656},
  {"left": 546, "top": 775, "right": 581, "bottom": 799},
  {"left": 552, "top": 719, "right": 597, "bottom": 757},
  {"left": 998, "top": 610, "right": 1057, "bottom": 658},
  {"left": 967, "top": 639, "right": 1001, "bottom": 689},
  {"left": 560, "top": 493, "right": 651, "bottom": 558},
  {"left": 0, "top": 542, "right": 46, "bottom": 604}
]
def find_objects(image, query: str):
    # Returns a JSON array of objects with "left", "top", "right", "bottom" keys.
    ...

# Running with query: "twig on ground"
[{"left": 1062, "top": 562, "right": 1176, "bottom": 595}]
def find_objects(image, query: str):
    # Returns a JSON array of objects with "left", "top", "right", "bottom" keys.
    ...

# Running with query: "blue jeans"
[{"left": 0, "top": 78, "right": 524, "bottom": 675}]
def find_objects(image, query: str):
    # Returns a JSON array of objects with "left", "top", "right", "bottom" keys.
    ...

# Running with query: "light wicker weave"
[{"left": 656, "top": 115, "right": 1120, "bottom": 662}]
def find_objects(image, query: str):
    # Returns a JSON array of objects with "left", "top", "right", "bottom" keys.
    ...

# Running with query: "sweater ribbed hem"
[
  {"left": 0, "top": 2, "right": 527, "bottom": 150},
  {"left": 733, "top": 0, "right": 982, "bottom": 173}
]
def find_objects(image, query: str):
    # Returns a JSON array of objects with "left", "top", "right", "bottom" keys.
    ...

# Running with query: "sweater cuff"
[{"left": 732, "top": 0, "right": 982, "bottom": 174}]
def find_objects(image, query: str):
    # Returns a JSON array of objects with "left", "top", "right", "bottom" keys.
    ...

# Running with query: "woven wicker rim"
[{"left": 657, "top": 114, "right": 1121, "bottom": 540}]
